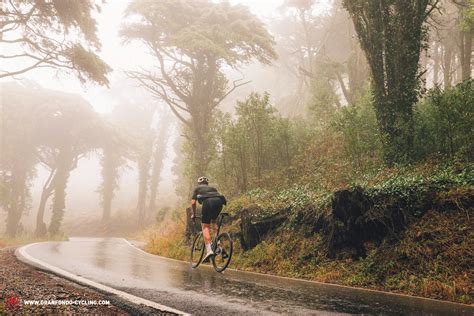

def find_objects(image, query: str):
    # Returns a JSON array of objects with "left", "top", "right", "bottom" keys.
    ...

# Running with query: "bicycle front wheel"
[
  {"left": 190, "top": 232, "right": 205, "bottom": 268},
  {"left": 212, "top": 232, "right": 233, "bottom": 273}
]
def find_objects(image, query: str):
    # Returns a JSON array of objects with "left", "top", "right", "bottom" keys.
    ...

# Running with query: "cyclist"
[{"left": 190, "top": 176, "right": 226, "bottom": 262}]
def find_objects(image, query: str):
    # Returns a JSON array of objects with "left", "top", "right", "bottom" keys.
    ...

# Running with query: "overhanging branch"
[{"left": 212, "top": 78, "right": 251, "bottom": 109}]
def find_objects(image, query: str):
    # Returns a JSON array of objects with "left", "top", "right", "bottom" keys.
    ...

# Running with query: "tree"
[
  {"left": 0, "top": 0, "right": 111, "bottom": 85},
  {"left": 275, "top": 0, "right": 369, "bottom": 112},
  {"left": 236, "top": 93, "right": 275, "bottom": 183},
  {"left": 33, "top": 89, "right": 102, "bottom": 236},
  {"left": 121, "top": 0, "right": 276, "bottom": 180},
  {"left": 343, "top": 0, "right": 439, "bottom": 164},
  {"left": 1, "top": 82, "right": 101, "bottom": 236},
  {"left": 280, "top": 0, "right": 320, "bottom": 89},
  {"left": 430, "top": 0, "right": 468, "bottom": 88},
  {"left": 109, "top": 101, "right": 164, "bottom": 227},
  {"left": 148, "top": 116, "right": 172, "bottom": 216},
  {"left": 208, "top": 92, "right": 310, "bottom": 194},
  {"left": 97, "top": 122, "right": 129, "bottom": 225},
  {"left": 454, "top": 0, "right": 473, "bottom": 81},
  {"left": 1, "top": 82, "right": 43, "bottom": 237}
]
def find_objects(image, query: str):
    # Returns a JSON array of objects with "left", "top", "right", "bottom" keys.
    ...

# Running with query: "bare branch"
[
  {"left": 0, "top": 59, "right": 47, "bottom": 78},
  {"left": 212, "top": 78, "right": 251, "bottom": 109},
  {"left": 126, "top": 70, "right": 191, "bottom": 127},
  {"left": 150, "top": 44, "right": 192, "bottom": 103}
]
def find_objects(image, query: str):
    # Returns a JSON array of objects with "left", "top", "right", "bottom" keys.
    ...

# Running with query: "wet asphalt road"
[{"left": 21, "top": 237, "right": 473, "bottom": 315}]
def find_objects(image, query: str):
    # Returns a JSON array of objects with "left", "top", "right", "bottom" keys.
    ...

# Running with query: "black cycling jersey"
[
  {"left": 191, "top": 184, "right": 226, "bottom": 224},
  {"left": 191, "top": 184, "right": 218, "bottom": 202}
]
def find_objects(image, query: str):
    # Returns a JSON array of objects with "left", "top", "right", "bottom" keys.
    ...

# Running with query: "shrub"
[
  {"left": 414, "top": 80, "right": 474, "bottom": 161},
  {"left": 331, "top": 88, "right": 383, "bottom": 171}
]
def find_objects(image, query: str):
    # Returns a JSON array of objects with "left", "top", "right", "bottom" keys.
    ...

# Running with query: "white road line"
[{"left": 16, "top": 242, "right": 190, "bottom": 316}]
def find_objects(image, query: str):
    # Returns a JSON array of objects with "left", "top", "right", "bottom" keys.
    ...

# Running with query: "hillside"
[{"left": 144, "top": 163, "right": 474, "bottom": 304}]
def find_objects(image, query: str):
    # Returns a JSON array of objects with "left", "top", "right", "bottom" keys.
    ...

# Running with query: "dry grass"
[
  {"left": 0, "top": 234, "right": 67, "bottom": 249},
  {"left": 142, "top": 203, "right": 473, "bottom": 304},
  {"left": 140, "top": 214, "right": 189, "bottom": 261}
]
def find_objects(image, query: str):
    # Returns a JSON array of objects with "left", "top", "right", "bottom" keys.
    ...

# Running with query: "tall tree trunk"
[
  {"left": 336, "top": 71, "right": 353, "bottom": 105},
  {"left": 35, "top": 168, "right": 55, "bottom": 237},
  {"left": 420, "top": 50, "right": 429, "bottom": 89},
  {"left": 137, "top": 159, "right": 148, "bottom": 227},
  {"left": 190, "top": 115, "right": 211, "bottom": 180},
  {"left": 460, "top": 30, "right": 472, "bottom": 81},
  {"left": 5, "top": 166, "right": 28, "bottom": 237},
  {"left": 443, "top": 45, "right": 453, "bottom": 89},
  {"left": 347, "top": 43, "right": 369, "bottom": 104},
  {"left": 135, "top": 129, "right": 154, "bottom": 228},
  {"left": 100, "top": 147, "right": 123, "bottom": 223},
  {"left": 49, "top": 149, "right": 73, "bottom": 236},
  {"left": 148, "top": 120, "right": 170, "bottom": 215},
  {"left": 343, "top": 0, "right": 430, "bottom": 165},
  {"left": 433, "top": 42, "right": 440, "bottom": 86}
]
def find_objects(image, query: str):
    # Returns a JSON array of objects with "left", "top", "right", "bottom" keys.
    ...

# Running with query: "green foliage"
[
  {"left": 1, "top": 0, "right": 111, "bottom": 85},
  {"left": 343, "top": 0, "right": 437, "bottom": 165},
  {"left": 1, "top": 82, "right": 104, "bottom": 237},
  {"left": 459, "top": 0, "right": 474, "bottom": 32},
  {"left": 331, "top": 88, "right": 382, "bottom": 170},
  {"left": 122, "top": 0, "right": 277, "bottom": 183},
  {"left": 208, "top": 92, "right": 311, "bottom": 195},
  {"left": 414, "top": 80, "right": 474, "bottom": 160},
  {"left": 123, "top": 0, "right": 276, "bottom": 66},
  {"left": 307, "top": 78, "right": 339, "bottom": 129},
  {"left": 67, "top": 44, "right": 112, "bottom": 86}
]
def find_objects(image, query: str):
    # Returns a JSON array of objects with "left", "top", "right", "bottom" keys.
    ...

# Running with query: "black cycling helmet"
[{"left": 197, "top": 176, "right": 209, "bottom": 184}]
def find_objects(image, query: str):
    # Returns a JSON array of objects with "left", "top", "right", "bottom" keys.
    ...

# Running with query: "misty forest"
[{"left": 1, "top": 0, "right": 473, "bottom": 306}]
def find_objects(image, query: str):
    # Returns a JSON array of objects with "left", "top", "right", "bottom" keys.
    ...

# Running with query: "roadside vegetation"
[
  {"left": 144, "top": 79, "right": 473, "bottom": 304},
  {"left": 1, "top": 0, "right": 473, "bottom": 305}
]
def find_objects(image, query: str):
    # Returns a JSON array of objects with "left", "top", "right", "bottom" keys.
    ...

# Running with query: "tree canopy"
[
  {"left": 343, "top": 0, "right": 439, "bottom": 164},
  {"left": 121, "top": 0, "right": 277, "bottom": 179},
  {"left": 0, "top": 0, "right": 111, "bottom": 85}
]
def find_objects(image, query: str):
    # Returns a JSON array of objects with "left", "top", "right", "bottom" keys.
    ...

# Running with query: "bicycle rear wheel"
[
  {"left": 190, "top": 232, "right": 205, "bottom": 268},
  {"left": 212, "top": 232, "right": 233, "bottom": 273}
]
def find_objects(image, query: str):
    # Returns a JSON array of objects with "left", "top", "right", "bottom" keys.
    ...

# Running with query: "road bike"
[{"left": 190, "top": 212, "right": 233, "bottom": 272}]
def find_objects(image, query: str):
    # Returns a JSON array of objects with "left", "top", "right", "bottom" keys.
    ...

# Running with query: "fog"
[
  {"left": 0, "top": 0, "right": 329, "bottom": 234},
  {"left": 2, "top": 0, "right": 464, "bottom": 237}
]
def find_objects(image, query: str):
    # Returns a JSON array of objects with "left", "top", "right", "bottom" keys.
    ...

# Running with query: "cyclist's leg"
[
  {"left": 208, "top": 197, "right": 223, "bottom": 224},
  {"left": 201, "top": 205, "right": 212, "bottom": 244},
  {"left": 201, "top": 200, "right": 214, "bottom": 260},
  {"left": 202, "top": 223, "right": 212, "bottom": 244},
  {"left": 210, "top": 220, "right": 218, "bottom": 238},
  {"left": 208, "top": 198, "right": 223, "bottom": 249}
]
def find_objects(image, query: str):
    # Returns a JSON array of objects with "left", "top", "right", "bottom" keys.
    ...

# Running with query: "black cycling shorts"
[{"left": 201, "top": 197, "right": 224, "bottom": 224}]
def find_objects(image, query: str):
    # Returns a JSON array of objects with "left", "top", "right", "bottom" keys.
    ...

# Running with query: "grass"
[
  {"left": 230, "top": 201, "right": 473, "bottom": 303},
  {"left": 141, "top": 162, "right": 473, "bottom": 304},
  {"left": 143, "top": 218, "right": 473, "bottom": 304},
  {"left": 138, "top": 214, "right": 189, "bottom": 261},
  {"left": 0, "top": 234, "right": 67, "bottom": 249}
]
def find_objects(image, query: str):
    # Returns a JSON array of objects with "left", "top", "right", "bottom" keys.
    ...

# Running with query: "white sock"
[{"left": 205, "top": 243, "right": 212, "bottom": 254}]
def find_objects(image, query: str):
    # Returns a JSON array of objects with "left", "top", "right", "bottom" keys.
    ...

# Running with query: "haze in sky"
[
  {"left": 2, "top": 0, "right": 332, "bottom": 113},
  {"left": 1, "top": 0, "right": 332, "bottom": 231}
]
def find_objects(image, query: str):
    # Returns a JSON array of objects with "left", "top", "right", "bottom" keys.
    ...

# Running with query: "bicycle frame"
[
  {"left": 193, "top": 212, "right": 228, "bottom": 243},
  {"left": 190, "top": 211, "right": 232, "bottom": 272}
]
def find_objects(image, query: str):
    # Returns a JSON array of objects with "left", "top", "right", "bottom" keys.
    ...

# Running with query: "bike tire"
[
  {"left": 190, "top": 232, "right": 205, "bottom": 268},
  {"left": 212, "top": 232, "right": 233, "bottom": 273}
]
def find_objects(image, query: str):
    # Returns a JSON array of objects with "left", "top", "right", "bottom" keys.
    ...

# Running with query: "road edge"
[
  {"left": 123, "top": 238, "right": 474, "bottom": 309},
  {"left": 15, "top": 242, "right": 189, "bottom": 316}
]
